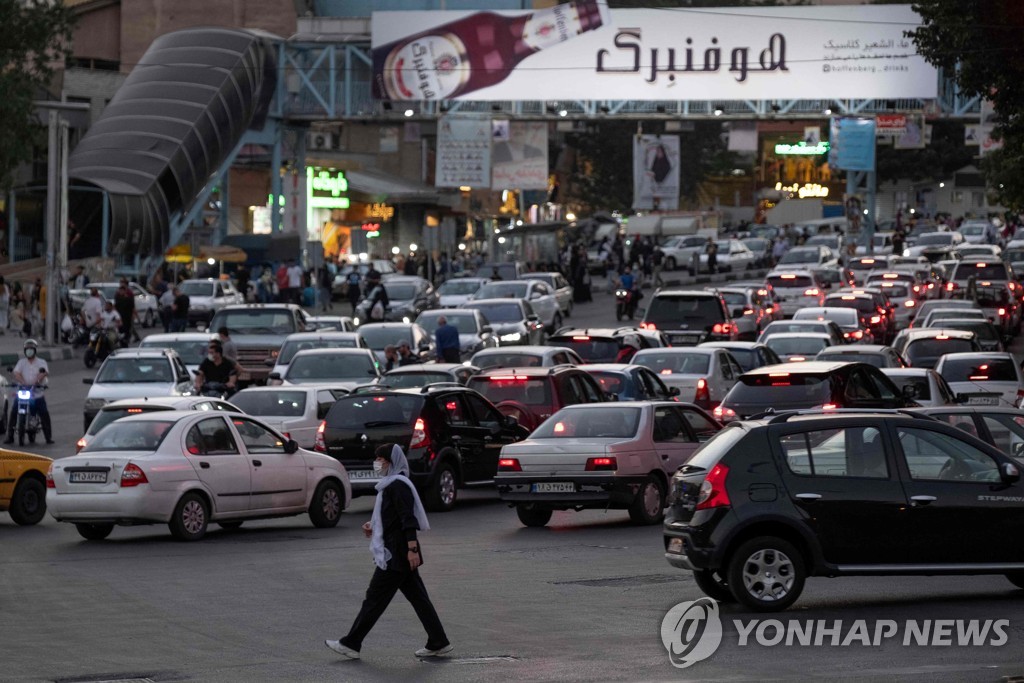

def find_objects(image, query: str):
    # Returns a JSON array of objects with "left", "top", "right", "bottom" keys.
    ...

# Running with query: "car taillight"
[
  {"left": 946, "top": 282, "right": 956, "bottom": 292},
  {"left": 640, "top": 322, "right": 656, "bottom": 330},
  {"left": 713, "top": 405, "right": 737, "bottom": 421},
  {"left": 76, "top": 437, "right": 87, "bottom": 453},
  {"left": 46, "top": 463, "right": 54, "bottom": 488},
  {"left": 712, "top": 323, "right": 732, "bottom": 335},
  {"left": 804, "top": 288, "right": 819, "bottom": 296},
  {"left": 999, "top": 307, "right": 1007, "bottom": 316},
  {"left": 1017, "top": 389, "right": 1024, "bottom": 406},
  {"left": 870, "top": 315, "right": 882, "bottom": 324},
  {"left": 410, "top": 417, "right": 429, "bottom": 449},
  {"left": 821, "top": 403, "right": 838, "bottom": 410},
  {"left": 695, "top": 378, "right": 710, "bottom": 408},
  {"left": 904, "top": 300, "right": 916, "bottom": 308},
  {"left": 585, "top": 457, "right": 617, "bottom": 471},
  {"left": 498, "top": 458, "right": 522, "bottom": 472},
  {"left": 696, "top": 463, "right": 730, "bottom": 510},
  {"left": 120, "top": 463, "right": 149, "bottom": 488},
  {"left": 314, "top": 421, "right": 326, "bottom": 452}
]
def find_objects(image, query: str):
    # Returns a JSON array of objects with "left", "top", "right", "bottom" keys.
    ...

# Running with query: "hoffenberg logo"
[{"left": 661, "top": 600, "right": 1009, "bottom": 668}]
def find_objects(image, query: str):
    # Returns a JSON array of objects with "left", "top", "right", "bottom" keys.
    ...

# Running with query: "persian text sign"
[{"left": 372, "top": 4, "right": 937, "bottom": 101}]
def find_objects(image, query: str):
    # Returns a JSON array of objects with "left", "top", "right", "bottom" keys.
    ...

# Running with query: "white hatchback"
[
  {"left": 229, "top": 385, "right": 351, "bottom": 449},
  {"left": 765, "top": 270, "right": 825, "bottom": 317},
  {"left": 83, "top": 349, "right": 194, "bottom": 431},
  {"left": 632, "top": 347, "right": 742, "bottom": 411},
  {"left": 277, "top": 348, "right": 382, "bottom": 389},
  {"left": 934, "top": 352, "right": 1024, "bottom": 408}
]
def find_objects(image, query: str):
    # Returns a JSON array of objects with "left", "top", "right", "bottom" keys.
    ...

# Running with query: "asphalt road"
[{"left": 4, "top": 283, "right": 1024, "bottom": 682}]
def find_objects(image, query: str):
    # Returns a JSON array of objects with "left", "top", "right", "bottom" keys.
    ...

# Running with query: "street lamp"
[
  {"left": 409, "top": 243, "right": 418, "bottom": 252},
  {"left": 391, "top": 246, "right": 400, "bottom": 255}
]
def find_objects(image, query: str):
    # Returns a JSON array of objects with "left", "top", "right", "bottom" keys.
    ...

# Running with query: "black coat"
[{"left": 380, "top": 480, "right": 420, "bottom": 571}]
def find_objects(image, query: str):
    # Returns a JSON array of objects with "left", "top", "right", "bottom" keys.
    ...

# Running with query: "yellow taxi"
[{"left": 1, "top": 449, "right": 51, "bottom": 525}]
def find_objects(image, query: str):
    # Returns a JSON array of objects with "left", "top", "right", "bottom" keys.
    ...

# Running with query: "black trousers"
[
  {"left": 441, "top": 347, "right": 461, "bottom": 363},
  {"left": 341, "top": 567, "right": 449, "bottom": 651}
]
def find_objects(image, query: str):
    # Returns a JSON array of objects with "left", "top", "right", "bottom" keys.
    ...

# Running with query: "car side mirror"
[
  {"left": 503, "top": 414, "right": 519, "bottom": 428},
  {"left": 268, "top": 372, "right": 282, "bottom": 381},
  {"left": 669, "top": 387, "right": 681, "bottom": 397},
  {"left": 83, "top": 378, "right": 93, "bottom": 385},
  {"left": 954, "top": 392, "right": 968, "bottom": 404},
  {"left": 264, "top": 358, "right": 276, "bottom": 367},
  {"left": 284, "top": 439, "right": 299, "bottom": 454},
  {"left": 902, "top": 384, "right": 918, "bottom": 399}
]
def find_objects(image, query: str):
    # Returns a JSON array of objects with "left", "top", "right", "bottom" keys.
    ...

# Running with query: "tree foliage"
[
  {"left": 0, "top": 0, "right": 75, "bottom": 192},
  {"left": 875, "top": 121, "right": 973, "bottom": 184},
  {"left": 909, "top": 0, "right": 1024, "bottom": 210}
]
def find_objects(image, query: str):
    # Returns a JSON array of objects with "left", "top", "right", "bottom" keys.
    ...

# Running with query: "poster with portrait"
[
  {"left": 633, "top": 134, "right": 680, "bottom": 211},
  {"left": 490, "top": 122, "right": 548, "bottom": 190}
]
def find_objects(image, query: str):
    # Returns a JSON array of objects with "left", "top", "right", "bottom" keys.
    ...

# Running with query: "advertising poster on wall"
[
  {"left": 633, "top": 135, "right": 680, "bottom": 211},
  {"left": 491, "top": 122, "right": 549, "bottom": 190},
  {"left": 371, "top": 3, "right": 938, "bottom": 101},
  {"left": 435, "top": 115, "right": 491, "bottom": 188},
  {"left": 829, "top": 117, "right": 876, "bottom": 172}
]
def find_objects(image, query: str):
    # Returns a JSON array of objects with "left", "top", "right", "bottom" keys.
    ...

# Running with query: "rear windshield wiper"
[{"left": 363, "top": 420, "right": 408, "bottom": 428}]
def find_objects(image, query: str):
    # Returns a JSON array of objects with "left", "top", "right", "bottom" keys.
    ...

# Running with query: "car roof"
[
  {"left": 142, "top": 333, "right": 215, "bottom": 341},
  {"left": 101, "top": 396, "right": 215, "bottom": 409},
  {"left": 463, "top": 297, "right": 526, "bottom": 306},
  {"left": 745, "top": 360, "right": 854, "bottom": 375},
  {"left": 817, "top": 345, "right": 890, "bottom": 354},
  {"left": 881, "top": 367, "right": 933, "bottom": 377},
  {"left": 650, "top": 289, "right": 720, "bottom": 297},
  {"left": 235, "top": 384, "right": 348, "bottom": 393},
  {"left": 358, "top": 321, "right": 419, "bottom": 328},
  {"left": 107, "top": 348, "right": 176, "bottom": 359},
  {"left": 796, "top": 307, "right": 857, "bottom": 317},
  {"left": 763, "top": 332, "right": 833, "bottom": 340},
  {"left": 635, "top": 347, "right": 718, "bottom": 356},
  {"left": 551, "top": 327, "right": 657, "bottom": 339},
  {"left": 219, "top": 303, "right": 301, "bottom": 311},
  {"left": 902, "top": 328, "right": 977, "bottom": 341},
  {"left": 384, "top": 363, "right": 475, "bottom": 374},
  {"left": 417, "top": 308, "right": 478, "bottom": 316},
  {"left": 699, "top": 341, "right": 766, "bottom": 350},
  {"left": 473, "top": 365, "right": 579, "bottom": 377},
  {"left": 767, "top": 269, "right": 816, "bottom": 276},
  {"left": 289, "top": 348, "right": 373, "bottom": 357},
  {"left": 582, "top": 363, "right": 647, "bottom": 373},
  {"left": 284, "top": 331, "right": 360, "bottom": 341},
  {"left": 936, "top": 351, "right": 1014, "bottom": 361}
]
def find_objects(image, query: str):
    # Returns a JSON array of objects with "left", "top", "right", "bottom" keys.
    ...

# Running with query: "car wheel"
[
  {"left": 1006, "top": 572, "right": 1024, "bottom": 590},
  {"left": 628, "top": 476, "right": 665, "bottom": 525},
  {"left": 84, "top": 348, "right": 97, "bottom": 369},
  {"left": 726, "top": 536, "right": 805, "bottom": 612},
  {"left": 143, "top": 309, "right": 154, "bottom": 328},
  {"left": 309, "top": 479, "right": 343, "bottom": 528},
  {"left": 692, "top": 569, "right": 736, "bottom": 603},
  {"left": 516, "top": 504, "right": 552, "bottom": 527},
  {"left": 76, "top": 523, "right": 114, "bottom": 541},
  {"left": 169, "top": 492, "right": 209, "bottom": 541},
  {"left": 217, "top": 521, "right": 244, "bottom": 530},
  {"left": 666, "top": 257, "right": 676, "bottom": 271},
  {"left": 424, "top": 462, "right": 457, "bottom": 512},
  {"left": 8, "top": 476, "right": 46, "bottom": 525}
]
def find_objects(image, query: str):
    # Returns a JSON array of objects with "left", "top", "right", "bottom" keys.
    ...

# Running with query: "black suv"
[
  {"left": 664, "top": 409, "right": 1024, "bottom": 611},
  {"left": 547, "top": 327, "right": 668, "bottom": 363},
  {"left": 640, "top": 290, "right": 739, "bottom": 346},
  {"left": 315, "top": 385, "right": 529, "bottom": 511},
  {"left": 715, "top": 361, "right": 916, "bottom": 422}
]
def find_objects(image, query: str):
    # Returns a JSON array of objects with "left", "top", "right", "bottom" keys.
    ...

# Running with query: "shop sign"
[
  {"left": 775, "top": 182, "right": 829, "bottom": 198},
  {"left": 367, "top": 203, "right": 395, "bottom": 221},
  {"left": 774, "top": 141, "right": 830, "bottom": 156},
  {"left": 307, "top": 168, "right": 351, "bottom": 209},
  {"left": 361, "top": 222, "right": 381, "bottom": 237}
]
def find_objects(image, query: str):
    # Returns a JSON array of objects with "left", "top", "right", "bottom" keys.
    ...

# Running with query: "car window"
[
  {"left": 865, "top": 369, "right": 898, "bottom": 400},
  {"left": 186, "top": 417, "right": 240, "bottom": 455},
  {"left": 533, "top": 407, "right": 641, "bottom": 438},
  {"left": 232, "top": 418, "right": 287, "bottom": 454},
  {"left": 463, "top": 393, "right": 503, "bottom": 428},
  {"left": 574, "top": 374, "right": 604, "bottom": 403},
  {"left": 779, "top": 426, "right": 887, "bottom": 478},
  {"left": 679, "top": 408, "right": 719, "bottom": 441},
  {"left": 654, "top": 406, "right": 693, "bottom": 443},
  {"left": 844, "top": 369, "right": 883, "bottom": 401},
  {"left": 980, "top": 414, "right": 1024, "bottom": 460},
  {"left": 212, "top": 401, "right": 236, "bottom": 412},
  {"left": 440, "top": 394, "right": 471, "bottom": 427},
  {"left": 897, "top": 426, "right": 1001, "bottom": 482}
]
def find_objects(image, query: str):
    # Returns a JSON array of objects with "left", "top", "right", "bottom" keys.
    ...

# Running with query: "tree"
[
  {"left": 909, "top": 0, "right": 1024, "bottom": 210},
  {"left": 875, "top": 121, "right": 973, "bottom": 184},
  {"left": 0, "top": 0, "right": 75, "bottom": 192}
]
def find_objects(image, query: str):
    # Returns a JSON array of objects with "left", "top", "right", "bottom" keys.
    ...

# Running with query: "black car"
[
  {"left": 715, "top": 361, "right": 916, "bottom": 422},
  {"left": 547, "top": 327, "right": 668, "bottom": 363},
  {"left": 641, "top": 290, "right": 739, "bottom": 346},
  {"left": 581, "top": 364, "right": 680, "bottom": 401},
  {"left": 911, "top": 405, "right": 1024, "bottom": 459},
  {"left": 664, "top": 409, "right": 1024, "bottom": 611},
  {"left": 316, "top": 385, "right": 529, "bottom": 511}
]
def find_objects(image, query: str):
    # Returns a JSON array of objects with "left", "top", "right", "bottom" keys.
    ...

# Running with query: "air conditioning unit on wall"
[{"left": 306, "top": 132, "right": 337, "bottom": 151}]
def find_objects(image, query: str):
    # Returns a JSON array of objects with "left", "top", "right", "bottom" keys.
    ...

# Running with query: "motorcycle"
[
  {"left": 65, "top": 320, "right": 89, "bottom": 348},
  {"left": 14, "top": 384, "right": 45, "bottom": 447},
  {"left": 83, "top": 326, "right": 125, "bottom": 369},
  {"left": 198, "top": 382, "right": 234, "bottom": 399},
  {"left": 615, "top": 288, "right": 638, "bottom": 321}
]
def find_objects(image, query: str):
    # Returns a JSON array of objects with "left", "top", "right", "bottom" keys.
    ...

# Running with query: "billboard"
[
  {"left": 372, "top": 3, "right": 938, "bottom": 101},
  {"left": 491, "top": 121, "right": 549, "bottom": 190},
  {"left": 633, "top": 135, "right": 680, "bottom": 211},
  {"left": 435, "top": 115, "right": 491, "bottom": 188},
  {"left": 829, "top": 117, "right": 876, "bottom": 172}
]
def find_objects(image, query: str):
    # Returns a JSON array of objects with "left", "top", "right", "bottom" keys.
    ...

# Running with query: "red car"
[{"left": 466, "top": 365, "right": 608, "bottom": 431}]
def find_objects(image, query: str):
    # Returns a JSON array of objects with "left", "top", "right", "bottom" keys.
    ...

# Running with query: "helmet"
[
  {"left": 24, "top": 339, "right": 38, "bottom": 349},
  {"left": 621, "top": 334, "right": 641, "bottom": 350}
]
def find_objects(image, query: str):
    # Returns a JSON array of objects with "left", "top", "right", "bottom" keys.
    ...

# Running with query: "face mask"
[
  {"left": 373, "top": 460, "right": 386, "bottom": 474},
  {"left": 207, "top": 354, "right": 216, "bottom": 362},
  {"left": 25, "top": 349, "right": 35, "bottom": 359}
]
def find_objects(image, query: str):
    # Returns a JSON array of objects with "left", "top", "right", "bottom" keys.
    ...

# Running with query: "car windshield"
[
  {"left": 326, "top": 394, "right": 422, "bottom": 429},
  {"left": 286, "top": 353, "right": 377, "bottom": 381},
  {"left": 473, "top": 353, "right": 543, "bottom": 369},
  {"left": 588, "top": 371, "right": 630, "bottom": 395},
  {"left": 824, "top": 297, "right": 875, "bottom": 314},
  {"left": 83, "top": 419, "right": 175, "bottom": 452},
  {"left": 765, "top": 336, "right": 829, "bottom": 356},
  {"left": 463, "top": 302, "right": 523, "bottom": 323},
  {"left": 744, "top": 239, "right": 768, "bottom": 252},
  {"left": 382, "top": 372, "right": 454, "bottom": 389},
  {"left": 730, "top": 373, "right": 831, "bottom": 405},
  {"left": 211, "top": 310, "right": 295, "bottom": 335},
  {"left": 548, "top": 337, "right": 620, "bottom": 362},
  {"left": 918, "top": 233, "right": 954, "bottom": 246},
  {"left": 476, "top": 282, "right": 528, "bottom": 299},
  {"left": 358, "top": 326, "right": 412, "bottom": 350},
  {"left": 87, "top": 406, "right": 174, "bottom": 435},
  {"left": 139, "top": 339, "right": 208, "bottom": 365},
  {"left": 927, "top": 310, "right": 984, "bottom": 325},
  {"left": 955, "top": 262, "right": 1009, "bottom": 281},
  {"left": 95, "top": 285, "right": 119, "bottom": 299},
  {"left": 906, "top": 338, "right": 976, "bottom": 361},
  {"left": 879, "top": 284, "right": 910, "bottom": 299},
  {"left": 278, "top": 338, "right": 357, "bottom": 364},
  {"left": 960, "top": 225, "right": 986, "bottom": 235},
  {"left": 532, "top": 408, "right": 641, "bottom": 439},
  {"left": 942, "top": 321, "right": 999, "bottom": 342},
  {"left": 384, "top": 283, "right": 418, "bottom": 300},
  {"left": 438, "top": 280, "right": 483, "bottom": 295},
  {"left": 645, "top": 296, "right": 722, "bottom": 326},
  {"left": 416, "top": 312, "right": 479, "bottom": 332},
  {"left": 973, "top": 288, "right": 1013, "bottom": 307},
  {"left": 767, "top": 275, "right": 813, "bottom": 288},
  {"left": 468, "top": 375, "right": 552, "bottom": 406},
  {"left": 96, "top": 358, "right": 174, "bottom": 383},
  {"left": 719, "top": 291, "right": 747, "bottom": 308},
  {"left": 230, "top": 390, "right": 308, "bottom": 417},
  {"left": 889, "top": 375, "right": 931, "bottom": 400},
  {"left": 850, "top": 259, "right": 885, "bottom": 271},
  {"left": 179, "top": 281, "right": 215, "bottom": 297},
  {"left": 720, "top": 348, "right": 756, "bottom": 372},
  {"left": 779, "top": 249, "right": 819, "bottom": 264},
  {"left": 634, "top": 352, "right": 710, "bottom": 375},
  {"left": 941, "top": 357, "right": 1017, "bottom": 382}
]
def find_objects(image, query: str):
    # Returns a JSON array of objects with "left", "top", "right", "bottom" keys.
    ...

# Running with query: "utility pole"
[{"left": 43, "top": 110, "right": 69, "bottom": 347}]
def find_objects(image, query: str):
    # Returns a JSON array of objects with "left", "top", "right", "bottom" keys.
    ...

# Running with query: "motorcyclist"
[
  {"left": 615, "top": 334, "right": 641, "bottom": 364},
  {"left": 99, "top": 299, "right": 123, "bottom": 352},
  {"left": 81, "top": 287, "right": 103, "bottom": 329},
  {"left": 194, "top": 339, "right": 239, "bottom": 395},
  {"left": 5, "top": 339, "right": 52, "bottom": 444}
]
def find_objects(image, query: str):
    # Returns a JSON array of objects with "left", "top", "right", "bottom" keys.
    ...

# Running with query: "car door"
[
  {"left": 184, "top": 416, "right": 251, "bottom": 513},
  {"left": 438, "top": 393, "right": 489, "bottom": 482},
  {"left": 775, "top": 422, "right": 908, "bottom": 564},
  {"left": 464, "top": 392, "right": 517, "bottom": 479},
  {"left": 893, "top": 424, "right": 1023, "bottom": 563},
  {"left": 712, "top": 352, "right": 734, "bottom": 405},
  {"left": 229, "top": 417, "right": 307, "bottom": 511},
  {"left": 530, "top": 282, "right": 558, "bottom": 326},
  {"left": 652, "top": 405, "right": 700, "bottom": 472}
]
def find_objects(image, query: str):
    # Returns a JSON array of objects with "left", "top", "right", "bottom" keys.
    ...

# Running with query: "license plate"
[
  {"left": 349, "top": 470, "right": 380, "bottom": 480},
  {"left": 531, "top": 482, "right": 575, "bottom": 493},
  {"left": 69, "top": 471, "right": 107, "bottom": 484},
  {"left": 968, "top": 396, "right": 999, "bottom": 405},
  {"left": 671, "top": 335, "right": 699, "bottom": 344}
]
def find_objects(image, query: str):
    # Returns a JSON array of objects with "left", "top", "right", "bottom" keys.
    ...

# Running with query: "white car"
[
  {"left": 178, "top": 278, "right": 245, "bottom": 324},
  {"left": 305, "top": 316, "right": 355, "bottom": 332},
  {"left": 713, "top": 285, "right": 777, "bottom": 341},
  {"left": 139, "top": 332, "right": 216, "bottom": 378},
  {"left": 632, "top": 347, "right": 742, "bottom": 410},
  {"left": 47, "top": 411, "right": 350, "bottom": 541},
  {"left": 776, "top": 245, "right": 839, "bottom": 270},
  {"left": 763, "top": 332, "right": 835, "bottom": 363},
  {"left": 83, "top": 348, "right": 194, "bottom": 431},
  {"left": 436, "top": 277, "right": 488, "bottom": 307},
  {"left": 277, "top": 348, "right": 381, "bottom": 389},
  {"left": 90, "top": 282, "right": 160, "bottom": 328},
  {"left": 268, "top": 331, "right": 370, "bottom": 381},
  {"left": 470, "top": 345, "right": 583, "bottom": 370},
  {"left": 880, "top": 368, "right": 958, "bottom": 407},
  {"left": 934, "top": 352, "right": 1024, "bottom": 408},
  {"left": 414, "top": 308, "right": 499, "bottom": 359},
  {"left": 230, "top": 385, "right": 351, "bottom": 449},
  {"left": 854, "top": 232, "right": 895, "bottom": 256},
  {"left": 78, "top": 395, "right": 240, "bottom": 452},
  {"left": 955, "top": 243, "right": 1002, "bottom": 260},
  {"left": 470, "top": 279, "right": 563, "bottom": 331},
  {"left": 523, "top": 272, "right": 574, "bottom": 316},
  {"left": 958, "top": 221, "right": 992, "bottom": 245},
  {"left": 793, "top": 307, "right": 869, "bottom": 343},
  {"left": 660, "top": 234, "right": 709, "bottom": 271},
  {"left": 765, "top": 270, "right": 826, "bottom": 317},
  {"left": 903, "top": 231, "right": 965, "bottom": 259},
  {"left": 696, "top": 239, "right": 756, "bottom": 273},
  {"left": 920, "top": 307, "right": 987, "bottom": 328}
]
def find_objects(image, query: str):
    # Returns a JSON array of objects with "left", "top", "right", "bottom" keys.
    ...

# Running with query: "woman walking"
[{"left": 326, "top": 444, "right": 451, "bottom": 660}]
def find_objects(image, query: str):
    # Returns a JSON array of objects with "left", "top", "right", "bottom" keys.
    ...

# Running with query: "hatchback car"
[
  {"left": 793, "top": 307, "right": 871, "bottom": 343},
  {"left": 763, "top": 333, "right": 834, "bottom": 363},
  {"left": 632, "top": 348, "right": 742, "bottom": 410},
  {"left": 48, "top": 412, "right": 350, "bottom": 541},
  {"left": 469, "top": 345, "right": 583, "bottom": 370},
  {"left": 946, "top": 258, "right": 1014, "bottom": 294},
  {"left": 696, "top": 239, "right": 756, "bottom": 274},
  {"left": 777, "top": 245, "right": 838, "bottom": 270},
  {"left": 698, "top": 341, "right": 782, "bottom": 373},
  {"left": 713, "top": 286, "right": 776, "bottom": 341},
  {"left": 815, "top": 344, "right": 907, "bottom": 368},
  {"left": 764, "top": 271, "right": 825, "bottom": 318},
  {"left": 664, "top": 409, "right": 1024, "bottom": 610},
  {"left": 470, "top": 280, "right": 563, "bottom": 331},
  {"left": 415, "top": 308, "right": 498, "bottom": 360},
  {"left": 1, "top": 449, "right": 51, "bottom": 525},
  {"left": 355, "top": 276, "right": 438, "bottom": 324},
  {"left": 548, "top": 327, "right": 668, "bottom": 363},
  {"left": 459, "top": 299, "right": 545, "bottom": 347},
  {"left": 823, "top": 293, "right": 890, "bottom": 343},
  {"left": 496, "top": 402, "right": 721, "bottom": 527},
  {"left": 315, "top": 386, "right": 529, "bottom": 510},
  {"left": 848, "top": 256, "right": 894, "bottom": 285},
  {"left": 641, "top": 290, "right": 738, "bottom": 346},
  {"left": 268, "top": 331, "right": 370, "bottom": 379},
  {"left": 933, "top": 352, "right": 1024, "bottom": 408},
  {"left": 380, "top": 363, "right": 480, "bottom": 388},
  {"left": 275, "top": 348, "right": 381, "bottom": 389},
  {"left": 436, "top": 277, "right": 487, "bottom": 307},
  {"left": 78, "top": 396, "right": 240, "bottom": 453},
  {"left": 523, "top": 272, "right": 574, "bottom": 317},
  {"left": 894, "top": 328, "right": 981, "bottom": 369},
  {"left": 229, "top": 385, "right": 351, "bottom": 449},
  {"left": 581, "top": 364, "right": 680, "bottom": 402},
  {"left": 881, "top": 368, "right": 958, "bottom": 408},
  {"left": 466, "top": 365, "right": 608, "bottom": 432},
  {"left": 83, "top": 349, "right": 194, "bottom": 431}
]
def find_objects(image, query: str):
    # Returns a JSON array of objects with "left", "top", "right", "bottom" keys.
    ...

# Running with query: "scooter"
[
  {"left": 14, "top": 384, "right": 44, "bottom": 447},
  {"left": 615, "top": 288, "right": 637, "bottom": 321}
]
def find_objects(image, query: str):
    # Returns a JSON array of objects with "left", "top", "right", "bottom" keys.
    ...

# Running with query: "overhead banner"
[
  {"left": 633, "top": 135, "right": 680, "bottom": 211},
  {"left": 829, "top": 117, "right": 876, "bottom": 172},
  {"left": 435, "top": 115, "right": 491, "bottom": 188},
  {"left": 491, "top": 121, "right": 549, "bottom": 190},
  {"left": 371, "top": 3, "right": 937, "bottom": 101}
]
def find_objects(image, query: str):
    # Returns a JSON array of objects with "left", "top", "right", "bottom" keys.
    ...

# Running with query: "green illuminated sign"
[
  {"left": 308, "top": 168, "right": 350, "bottom": 209},
  {"left": 774, "top": 141, "right": 830, "bottom": 156}
]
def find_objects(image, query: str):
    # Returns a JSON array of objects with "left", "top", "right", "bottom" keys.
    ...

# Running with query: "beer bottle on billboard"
[{"left": 374, "top": 0, "right": 606, "bottom": 101}]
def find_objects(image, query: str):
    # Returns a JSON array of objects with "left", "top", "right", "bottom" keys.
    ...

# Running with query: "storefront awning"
[{"left": 345, "top": 169, "right": 440, "bottom": 203}]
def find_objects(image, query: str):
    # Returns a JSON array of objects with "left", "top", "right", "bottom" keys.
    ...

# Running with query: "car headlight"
[
  {"left": 500, "top": 332, "right": 522, "bottom": 342},
  {"left": 902, "top": 249, "right": 911, "bottom": 257},
  {"left": 402, "top": 316, "right": 411, "bottom": 324},
  {"left": 353, "top": 317, "right": 360, "bottom": 326},
  {"left": 84, "top": 398, "right": 107, "bottom": 411}
]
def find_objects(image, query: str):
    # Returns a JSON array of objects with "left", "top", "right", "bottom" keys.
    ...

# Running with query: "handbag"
[{"left": 371, "top": 299, "right": 385, "bottom": 320}]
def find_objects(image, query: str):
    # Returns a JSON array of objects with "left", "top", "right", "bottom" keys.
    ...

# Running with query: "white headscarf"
[{"left": 370, "top": 444, "right": 430, "bottom": 570}]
